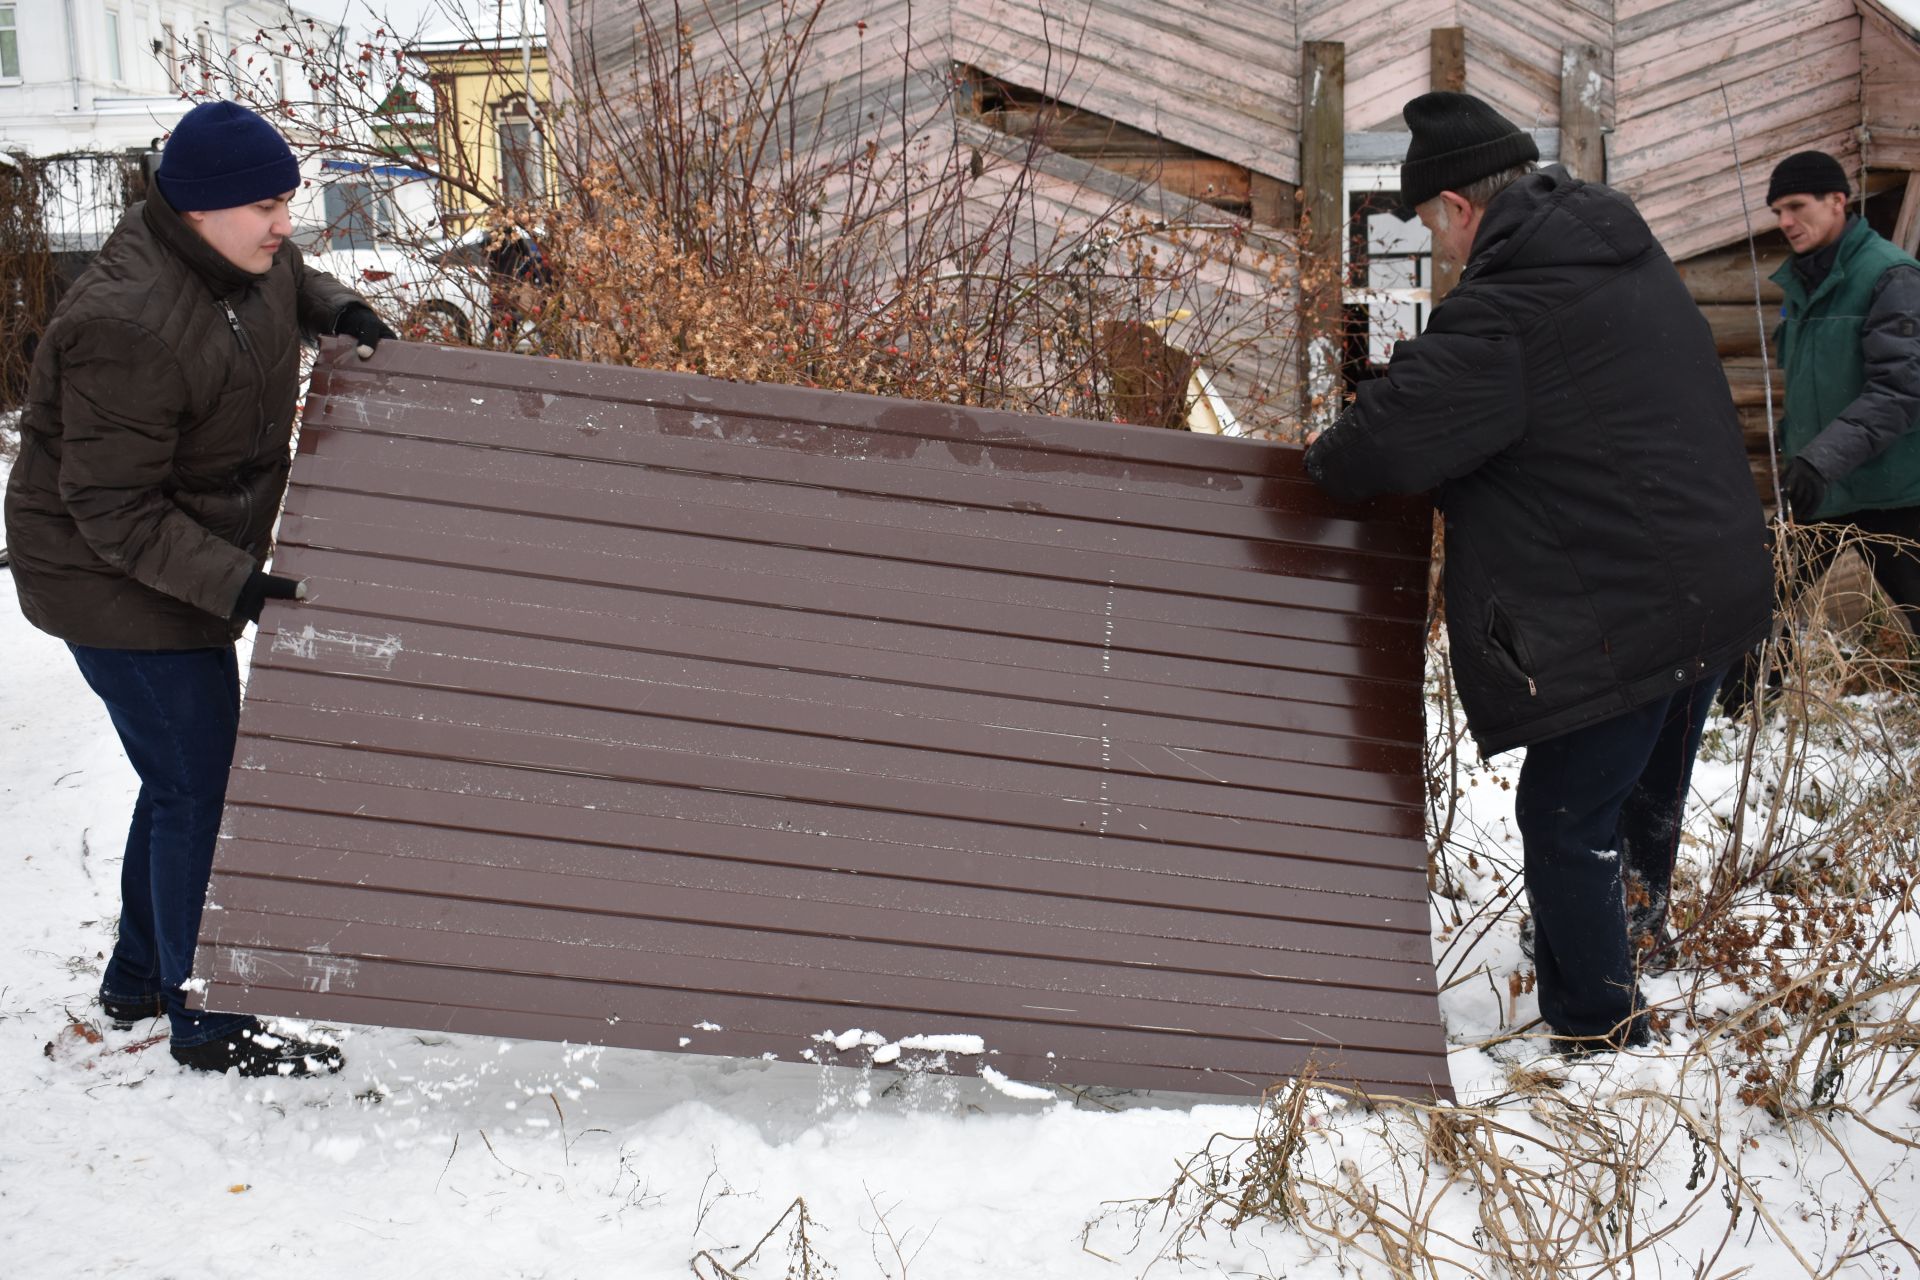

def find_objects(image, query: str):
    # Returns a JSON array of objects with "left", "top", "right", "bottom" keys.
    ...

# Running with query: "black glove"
[
  {"left": 1783, "top": 458, "right": 1828, "bottom": 523},
  {"left": 231, "top": 570, "right": 305, "bottom": 624},
  {"left": 334, "top": 303, "right": 398, "bottom": 359}
]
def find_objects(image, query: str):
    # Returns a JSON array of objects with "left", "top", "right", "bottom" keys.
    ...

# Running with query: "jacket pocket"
[
  {"left": 1483, "top": 597, "right": 1538, "bottom": 696},
  {"left": 171, "top": 483, "right": 251, "bottom": 546}
]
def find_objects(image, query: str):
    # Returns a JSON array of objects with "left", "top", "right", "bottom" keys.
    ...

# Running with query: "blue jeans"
[
  {"left": 1514, "top": 671, "right": 1723, "bottom": 1043},
  {"left": 68, "top": 644, "right": 252, "bottom": 1048}
]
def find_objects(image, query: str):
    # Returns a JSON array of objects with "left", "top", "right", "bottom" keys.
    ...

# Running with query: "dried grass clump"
[
  {"left": 1107, "top": 1069, "right": 1716, "bottom": 1279},
  {"left": 1671, "top": 526, "right": 1920, "bottom": 1121},
  {"left": 1112, "top": 526, "right": 1920, "bottom": 1279}
]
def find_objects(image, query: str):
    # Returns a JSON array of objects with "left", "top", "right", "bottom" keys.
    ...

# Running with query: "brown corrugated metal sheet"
[{"left": 196, "top": 340, "right": 1447, "bottom": 1098}]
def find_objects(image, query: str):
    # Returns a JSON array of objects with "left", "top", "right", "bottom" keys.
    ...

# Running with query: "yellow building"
[{"left": 408, "top": 24, "right": 553, "bottom": 229}]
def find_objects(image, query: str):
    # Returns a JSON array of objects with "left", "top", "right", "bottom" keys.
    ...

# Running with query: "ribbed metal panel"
[{"left": 197, "top": 340, "right": 1446, "bottom": 1098}]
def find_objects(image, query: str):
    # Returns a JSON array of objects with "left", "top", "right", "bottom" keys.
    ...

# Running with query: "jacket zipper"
[
  {"left": 219, "top": 298, "right": 272, "bottom": 540},
  {"left": 219, "top": 299, "right": 251, "bottom": 352}
]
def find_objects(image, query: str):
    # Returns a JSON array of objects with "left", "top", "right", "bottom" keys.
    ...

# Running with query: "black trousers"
[
  {"left": 1515, "top": 671, "right": 1723, "bottom": 1044},
  {"left": 1793, "top": 504, "right": 1920, "bottom": 633},
  {"left": 1721, "top": 504, "right": 1920, "bottom": 715}
]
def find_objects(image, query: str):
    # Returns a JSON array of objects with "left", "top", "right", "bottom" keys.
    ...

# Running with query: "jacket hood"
[{"left": 1463, "top": 165, "right": 1656, "bottom": 282}]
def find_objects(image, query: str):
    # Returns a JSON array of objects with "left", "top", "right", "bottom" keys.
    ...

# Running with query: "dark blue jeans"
[
  {"left": 68, "top": 644, "right": 252, "bottom": 1048},
  {"left": 1514, "top": 670, "right": 1723, "bottom": 1043}
]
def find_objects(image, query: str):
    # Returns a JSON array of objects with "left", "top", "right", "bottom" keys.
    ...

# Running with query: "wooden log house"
[{"left": 546, "top": 0, "right": 1920, "bottom": 494}]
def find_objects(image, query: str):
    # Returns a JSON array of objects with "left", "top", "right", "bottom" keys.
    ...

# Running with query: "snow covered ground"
[{"left": 5, "top": 437, "right": 1919, "bottom": 1275}]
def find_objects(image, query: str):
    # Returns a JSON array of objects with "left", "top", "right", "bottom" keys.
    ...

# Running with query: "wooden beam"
[
  {"left": 1673, "top": 246, "right": 1788, "bottom": 304},
  {"left": 1301, "top": 41, "right": 1346, "bottom": 433},
  {"left": 1250, "top": 173, "right": 1298, "bottom": 230},
  {"left": 1698, "top": 304, "right": 1780, "bottom": 359},
  {"left": 1430, "top": 28, "right": 1465, "bottom": 94},
  {"left": 1895, "top": 171, "right": 1920, "bottom": 256},
  {"left": 1559, "top": 44, "right": 1606, "bottom": 184}
]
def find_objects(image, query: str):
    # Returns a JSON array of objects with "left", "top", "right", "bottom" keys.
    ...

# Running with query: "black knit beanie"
[
  {"left": 1399, "top": 92, "right": 1540, "bottom": 210},
  {"left": 1766, "top": 151, "right": 1849, "bottom": 206},
  {"left": 155, "top": 101, "right": 300, "bottom": 212}
]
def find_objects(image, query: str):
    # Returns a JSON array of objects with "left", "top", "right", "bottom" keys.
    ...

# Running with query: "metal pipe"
[{"left": 62, "top": 0, "right": 82, "bottom": 112}]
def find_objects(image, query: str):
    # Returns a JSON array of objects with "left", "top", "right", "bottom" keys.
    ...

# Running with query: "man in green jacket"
[
  {"left": 1769, "top": 151, "right": 1920, "bottom": 639},
  {"left": 5, "top": 102, "right": 394, "bottom": 1076}
]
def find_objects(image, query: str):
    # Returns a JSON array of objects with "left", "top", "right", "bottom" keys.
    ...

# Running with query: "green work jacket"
[{"left": 1772, "top": 217, "right": 1920, "bottom": 518}]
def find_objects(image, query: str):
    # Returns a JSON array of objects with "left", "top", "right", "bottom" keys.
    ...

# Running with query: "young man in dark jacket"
[
  {"left": 1304, "top": 93, "right": 1772, "bottom": 1054},
  {"left": 1768, "top": 151, "right": 1920, "bottom": 633},
  {"left": 4, "top": 101, "right": 394, "bottom": 1076}
]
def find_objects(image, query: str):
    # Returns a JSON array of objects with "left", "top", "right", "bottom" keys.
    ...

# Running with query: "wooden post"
[
  {"left": 1250, "top": 174, "right": 1299, "bottom": 230},
  {"left": 1427, "top": 29, "right": 1467, "bottom": 303},
  {"left": 1301, "top": 41, "right": 1345, "bottom": 434},
  {"left": 1430, "top": 28, "right": 1465, "bottom": 94},
  {"left": 1559, "top": 44, "right": 1606, "bottom": 183},
  {"left": 1895, "top": 172, "right": 1920, "bottom": 256}
]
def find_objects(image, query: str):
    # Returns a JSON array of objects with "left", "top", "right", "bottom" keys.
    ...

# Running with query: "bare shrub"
[
  {"left": 512, "top": 5, "right": 1307, "bottom": 427},
  {"left": 190, "top": 2, "right": 1309, "bottom": 431},
  {"left": 1113, "top": 526, "right": 1920, "bottom": 1278}
]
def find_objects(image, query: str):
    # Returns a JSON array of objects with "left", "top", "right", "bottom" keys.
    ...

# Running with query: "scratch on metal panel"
[
  {"left": 272, "top": 625, "right": 405, "bottom": 670},
  {"left": 225, "top": 948, "right": 298, "bottom": 986},
  {"left": 302, "top": 956, "right": 361, "bottom": 994}
]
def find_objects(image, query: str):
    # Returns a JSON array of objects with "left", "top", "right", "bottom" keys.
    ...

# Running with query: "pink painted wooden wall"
[
  {"left": 1611, "top": 0, "right": 1862, "bottom": 262},
  {"left": 545, "top": 0, "right": 1883, "bottom": 271},
  {"left": 1298, "top": 0, "right": 1613, "bottom": 132},
  {"left": 1860, "top": 0, "right": 1920, "bottom": 170},
  {"left": 952, "top": 0, "right": 1304, "bottom": 186}
]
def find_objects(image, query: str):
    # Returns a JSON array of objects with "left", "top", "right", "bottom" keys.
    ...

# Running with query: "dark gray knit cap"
[{"left": 1399, "top": 92, "right": 1540, "bottom": 210}]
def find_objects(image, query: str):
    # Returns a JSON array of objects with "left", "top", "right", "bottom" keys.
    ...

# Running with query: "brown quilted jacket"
[{"left": 5, "top": 191, "right": 361, "bottom": 648}]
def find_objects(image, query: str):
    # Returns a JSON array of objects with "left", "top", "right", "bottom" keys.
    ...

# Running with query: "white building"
[
  {"left": 0, "top": 0, "right": 435, "bottom": 250},
  {"left": 0, "top": 0, "right": 331, "bottom": 157}
]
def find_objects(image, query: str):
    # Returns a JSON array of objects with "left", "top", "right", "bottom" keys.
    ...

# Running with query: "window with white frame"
[
  {"left": 496, "top": 98, "right": 545, "bottom": 202},
  {"left": 160, "top": 22, "right": 178, "bottom": 88},
  {"left": 105, "top": 9, "right": 124, "bottom": 81},
  {"left": 1343, "top": 164, "right": 1434, "bottom": 384},
  {"left": 0, "top": 5, "right": 20, "bottom": 80}
]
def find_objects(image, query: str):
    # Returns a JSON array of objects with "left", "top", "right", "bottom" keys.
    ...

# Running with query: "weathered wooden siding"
[
  {"left": 1300, "top": 0, "right": 1450, "bottom": 131},
  {"left": 195, "top": 340, "right": 1448, "bottom": 1099},
  {"left": 1613, "top": 0, "right": 1862, "bottom": 262},
  {"left": 956, "top": 119, "right": 1302, "bottom": 423},
  {"left": 1460, "top": 0, "right": 1614, "bottom": 128},
  {"left": 1860, "top": 2, "right": 1920, "bottom": 170},
  {"left": 952, "top": 0, "right": 1303, "bottom": 185},
  {"left": 1674, "top": 240, "right": 1788, "bottom": 498},
  {"left": 1298, "top": 0, "right": 1612, "bottom": 133},
  {"left": 547, "top": 0, "right": 948, "bottom": 169}
]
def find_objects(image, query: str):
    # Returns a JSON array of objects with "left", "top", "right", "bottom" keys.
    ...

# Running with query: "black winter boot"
[
  {"left": 100, "top": 992, "right": 167, "bottom": 1030},
  {"left": 171, "top": 1021, "right": 344, "bottom": 1077}
]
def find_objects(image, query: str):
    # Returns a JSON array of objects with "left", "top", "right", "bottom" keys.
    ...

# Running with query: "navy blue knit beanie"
[{"left": 155, "top": 101, "right": 300, "bottom": 211}]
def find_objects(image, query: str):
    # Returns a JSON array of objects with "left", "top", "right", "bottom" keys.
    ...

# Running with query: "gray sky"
[{"left": 305, "top": 0, "right": 538, "bottom": 45}]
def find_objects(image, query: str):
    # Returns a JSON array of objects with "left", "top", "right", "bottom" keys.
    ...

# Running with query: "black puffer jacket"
[
  {"left": 6, "top": 191, "right": 360, "bottom": 648},
  {"left": 1305, "top": 166, "right": 1771, "bottom": 754}
]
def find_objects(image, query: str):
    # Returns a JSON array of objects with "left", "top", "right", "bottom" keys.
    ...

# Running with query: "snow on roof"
[{"left": 409, "top": 0, "right": 545, "bottom": 49}]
